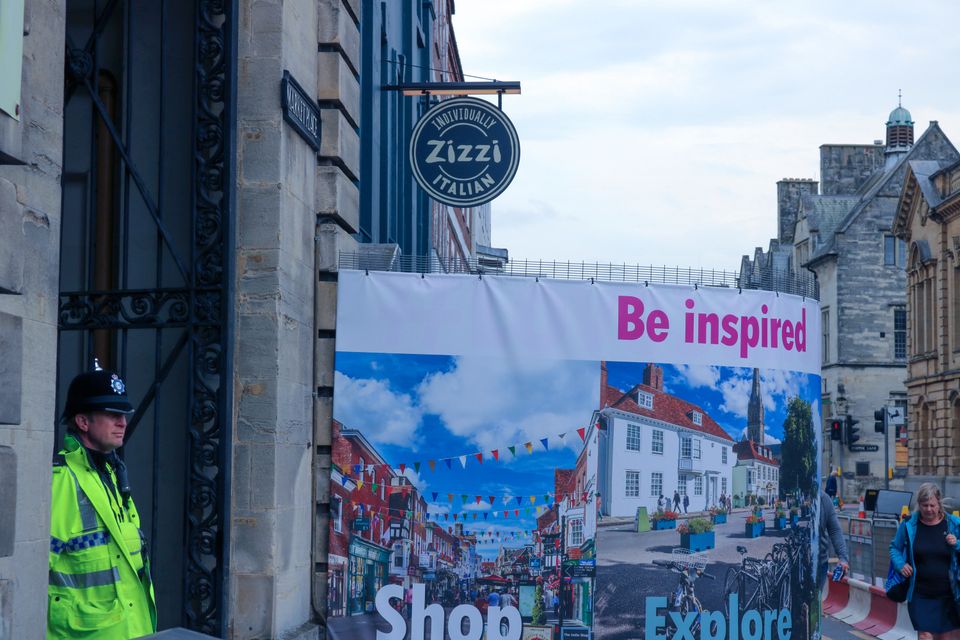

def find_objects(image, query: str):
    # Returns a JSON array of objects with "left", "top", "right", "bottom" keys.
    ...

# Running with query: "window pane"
[
  {"left": 626, "top": 424, "right": 641, "bottom": 451},
  {"left": 625, "top": 470, "right": 640, "bottom": 497},
  {"left": 652, "top": 429, "right": 663, "bottom": 454},
  {"left": 651, "top": 472, "right": 663, "bottom": 497},
  {"left": 894, "top": 307, "right": 907, "bottom": 359},
  {"left": 884, "top": 235, "right": 896, "bottom": 265}
]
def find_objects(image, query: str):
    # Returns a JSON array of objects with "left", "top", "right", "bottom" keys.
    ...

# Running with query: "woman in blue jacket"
[{"left": 889, "top": 483, "right": 960, "bottom": 639}]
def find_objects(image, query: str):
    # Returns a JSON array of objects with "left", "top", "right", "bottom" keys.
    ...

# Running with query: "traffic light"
[
  {"left": 845, "top": 415, "right": 860, "bottom": 446},
  {"left": 874, "top": 408, "right": 886, "bottom": 433},
  {"left": 830, "top": 419, "right": 843, "bottom": 441}
]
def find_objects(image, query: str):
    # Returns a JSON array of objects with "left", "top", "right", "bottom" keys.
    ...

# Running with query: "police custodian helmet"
[{"left": 62, "top": 367, "right": 135, "bottom": 422}]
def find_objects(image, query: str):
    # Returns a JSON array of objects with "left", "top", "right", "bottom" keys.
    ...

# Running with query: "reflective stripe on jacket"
[{"left": 48, "top": 434, "right": 156, "bottom": 639}]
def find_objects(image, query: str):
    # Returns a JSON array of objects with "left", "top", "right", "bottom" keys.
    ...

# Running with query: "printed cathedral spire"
[{"left": 747, "top": 367, "right": 765, "bottom": 445}]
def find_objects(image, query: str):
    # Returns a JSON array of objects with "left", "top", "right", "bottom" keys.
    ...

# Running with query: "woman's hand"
[
  {"left": 900, "top": 563, "right": 914, "bottom": 578},
  {"left": 947, "top": 533, "right": 958, "bottom": 547}
]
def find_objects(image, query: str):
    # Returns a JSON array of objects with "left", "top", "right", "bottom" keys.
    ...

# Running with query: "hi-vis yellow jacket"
[{"left": 48, "top": 434, "right": 156, "bottom": 639}]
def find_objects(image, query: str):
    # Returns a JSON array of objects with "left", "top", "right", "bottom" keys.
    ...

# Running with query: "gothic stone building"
[
  {"left": 893, "top": 158, "right": 960, "bottom": 496},
  {"left": 740, "top": 105, "right": 960, "bottom": 500}
]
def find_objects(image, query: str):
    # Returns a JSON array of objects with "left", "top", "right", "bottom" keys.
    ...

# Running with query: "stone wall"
[
  {"left": 312, "top": 0, "right": 360, "bottom": 625},
  {"left": 776, "top": 179, "right": 817, "bottom": 244},
  {"left": 820, "top": 143, "right": 885, "bottom": 196},
  {"left": 0, "top": 1, "right": 66, "bottom": 637},
  {"left": 231, "top": 0, "right": 325, "bottom": 637}
]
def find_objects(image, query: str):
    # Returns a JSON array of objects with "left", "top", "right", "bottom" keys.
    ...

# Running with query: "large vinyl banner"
[{"left": 328, "top": 271, "right": 823, "bottom": 640}]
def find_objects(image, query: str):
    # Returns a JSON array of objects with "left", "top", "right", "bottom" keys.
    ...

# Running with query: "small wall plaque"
[{"left": 281, "top": 70, "right": 321, "bottom": 151}]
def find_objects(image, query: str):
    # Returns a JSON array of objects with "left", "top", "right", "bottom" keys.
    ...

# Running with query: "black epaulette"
[{"left": 53, "top": 453, "right": 66, "bottom": 467}]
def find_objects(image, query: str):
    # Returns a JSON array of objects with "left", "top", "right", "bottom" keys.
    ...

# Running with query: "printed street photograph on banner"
[
  {"left": 592, "top": 362, "right": 822, "bottom": 640},
  {"left": 329, "top": 271, "right": 823, "bottom": 640},
  {"left": 326, "top": 353, "right": 601, "bottom": 640}
]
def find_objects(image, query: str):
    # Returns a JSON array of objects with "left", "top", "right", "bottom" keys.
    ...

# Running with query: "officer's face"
[{"left": 75, "top": 411, "right": 127, "bottom": 452}]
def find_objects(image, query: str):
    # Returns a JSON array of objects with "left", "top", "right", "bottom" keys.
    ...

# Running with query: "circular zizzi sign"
[{"left": 409, "top": 96, "right": 520, "bottom": 207}]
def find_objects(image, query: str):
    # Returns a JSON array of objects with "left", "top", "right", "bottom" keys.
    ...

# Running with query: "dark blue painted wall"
[{"left": 359, "top": 0, "right": 434, "bottom": 256}]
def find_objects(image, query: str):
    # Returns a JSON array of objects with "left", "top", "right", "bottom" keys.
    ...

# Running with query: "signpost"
[
  {"left": 849, "top": 444, "right": 879, "bottom": 452},
  {"left": 562, "top": 560, "right": 596, "bottom": 579},
  {"left": 352, "top": 517, "right": 370, "bottom": 531},
  {"left": 409, "top": 96, "right": 520, "bottom": 207}
]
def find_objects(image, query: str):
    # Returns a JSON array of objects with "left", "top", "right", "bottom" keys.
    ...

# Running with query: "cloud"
[
  {"left": 674, "top": 364, "right": 721, "bottom": 389},
  {"left": 333, "top": 371, "right": 423, "bottom": 446},
  {"left": 739, "top": 426, "right": 782, "bottom": 445},
  {"left": 450, "top": 1, "right": 960, "bottom": 269},
  {"left": 428, "top": 503, "right": 451, "bottom": 515},
  {"left": 718, "top": 368, "right": 806, "bottom": 419},
  {"left": 416, "top": 357, "right": 598, "bottom": 452},
  {"left": 400, "top": 467, "right": 428, "bottom": 493}
]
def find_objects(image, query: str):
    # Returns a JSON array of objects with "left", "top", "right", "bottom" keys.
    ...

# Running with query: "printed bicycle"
[{"left": 652, "top": 549, "right": 716, "bottom": 639}]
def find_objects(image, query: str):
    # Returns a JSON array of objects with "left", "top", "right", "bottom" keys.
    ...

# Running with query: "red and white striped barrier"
[{"left": 821, "top": 576, "right": 916, "bottom": 640}]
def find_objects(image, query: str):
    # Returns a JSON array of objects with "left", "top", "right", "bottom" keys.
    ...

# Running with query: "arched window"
[
  {"left": 951, "top": 393, "right": 960, "bottom": 476},
  {"left": 909, "top": 245, "right": 936, "bottom": 356},
  {"left": 914, "top": 398, "right": 934, "bottom": 475}
]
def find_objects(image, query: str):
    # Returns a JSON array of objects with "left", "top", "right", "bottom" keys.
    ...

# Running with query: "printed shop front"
[{"left": 348, "top": 537, "right": 391, "bottom": 615}]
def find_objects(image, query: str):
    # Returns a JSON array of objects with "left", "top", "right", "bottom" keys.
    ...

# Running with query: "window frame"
[
  {"left": 651, "top": 472, "right": 663, "bottom": 497},
  {"left": 626, "top": 423, "right": 641, "bottom": 451},
  {"left": 625, "top": 470, "right": 640, "bottom": 498},
  {"left": 651, "top": 429, "right": 664, "bottom": 454}
]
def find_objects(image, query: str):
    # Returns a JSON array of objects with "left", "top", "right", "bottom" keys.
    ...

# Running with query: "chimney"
[{"left": 642, "top": 363, "right": 663, "bottom": 391}]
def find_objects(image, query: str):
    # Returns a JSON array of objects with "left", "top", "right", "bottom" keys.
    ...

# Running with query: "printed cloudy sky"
[{"left": 452, "top": 1, "right": 960, "bottom": 270}]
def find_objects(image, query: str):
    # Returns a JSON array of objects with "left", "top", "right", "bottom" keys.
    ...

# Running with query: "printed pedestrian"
[
  {"left": 49, "top": 365, "right": 157, "bottom": 639},
  {"left": 682, "top": 493, "right": 689, "bottom": 514},
  {"left": 404, "top": 585, "right": 414, "bottom": 619},
  {"left": 890, "top": 483, "right": 960, "bottom": 640},
  {"left": 552, "top": 592, "right": 559, "bottom": 617},
  {"left": 817, "top": 490, "right": 849, "bottom": 591},
  {"left": 673, "top": 490, "right": 681, "bottom": 512}
]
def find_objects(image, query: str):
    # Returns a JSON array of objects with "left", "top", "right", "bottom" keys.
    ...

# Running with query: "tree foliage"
[
  {"left": 531, "top": 583, "right": 546, "bottom": 625},
  {"left": 780, "top": 397, "right": 816, "bottom": 498}
]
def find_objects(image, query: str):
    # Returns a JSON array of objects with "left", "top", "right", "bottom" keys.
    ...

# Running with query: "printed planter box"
[
  {"left": 652, "top": 519, "right": 677, "bottom": 530},
  {"left": 680, "top": 531, "right": 715, "bottom": 552},
  {"left": 774, "top": 516, "right": 787, "bottom": 529},
  {"left": 790, "top": 514, "right": 800, "bottom": 527},
  {"left": 711, "top": 513, "right": 727, "bottom": 525},
  {"left": 745, "top": 522, "right": 764, "bottom": 538}
]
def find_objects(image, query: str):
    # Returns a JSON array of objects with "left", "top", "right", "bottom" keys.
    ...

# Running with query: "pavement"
[{"left": 594, "top": 509, "right": 812, "bottom": 640}]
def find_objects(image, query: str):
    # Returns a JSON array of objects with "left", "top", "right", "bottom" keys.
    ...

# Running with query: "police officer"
[{"left": 48, "top": 366, "right": 156, "bottom": 639}]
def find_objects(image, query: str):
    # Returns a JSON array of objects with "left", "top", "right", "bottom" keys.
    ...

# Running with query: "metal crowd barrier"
[
  {"left": 872, "top": 518, "right": 900, "bottom": 587},
  {"left": 847, "top": 518, "right": 873, "bottom": 582},
  {"left": 833, "top": 515, "right": 902, "bottom": 587}
]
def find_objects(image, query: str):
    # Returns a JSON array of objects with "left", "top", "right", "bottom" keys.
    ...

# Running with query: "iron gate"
[{"left": 57, "top": 0, "right": 237, "bottom": 634}]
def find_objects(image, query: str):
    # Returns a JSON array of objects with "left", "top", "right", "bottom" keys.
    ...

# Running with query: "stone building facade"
[
  {"left": 0, "top": 2, "right": 67, "bottom": 636},
  {"left": 893, "top": 158, "right": 960, "bottom": 496},
  {"left": 0, "top": 0, "right": 495, "bottom": 637},
  {"left": 740, "top": 105, "right": 959, "bottom": 501}
]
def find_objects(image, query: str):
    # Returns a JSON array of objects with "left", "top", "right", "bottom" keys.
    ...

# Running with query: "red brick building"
[{"left": 331, "top": 420, "right": 397, "bottom": 615}]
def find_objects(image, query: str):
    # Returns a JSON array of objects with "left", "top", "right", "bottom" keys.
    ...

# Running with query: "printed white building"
[
  {"left": 593, "top": 363, "right": 736, "bottom": 517},
  {"left": 732, "top": 440, "right": 780, "bottom": 504}
]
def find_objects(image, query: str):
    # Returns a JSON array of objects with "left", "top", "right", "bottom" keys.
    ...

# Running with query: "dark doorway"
[{"left": 57, "top": 0, "right": 236, "bottom": 634}]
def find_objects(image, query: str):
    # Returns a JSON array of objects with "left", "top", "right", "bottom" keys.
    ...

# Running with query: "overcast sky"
[{"left": 452, "top": 1, "right": 960, "bottom": 271}]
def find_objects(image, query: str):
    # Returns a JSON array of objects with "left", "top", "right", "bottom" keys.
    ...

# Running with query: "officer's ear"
[{"left": 73, "top": 413, "right": 91, "bottom": 434}]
